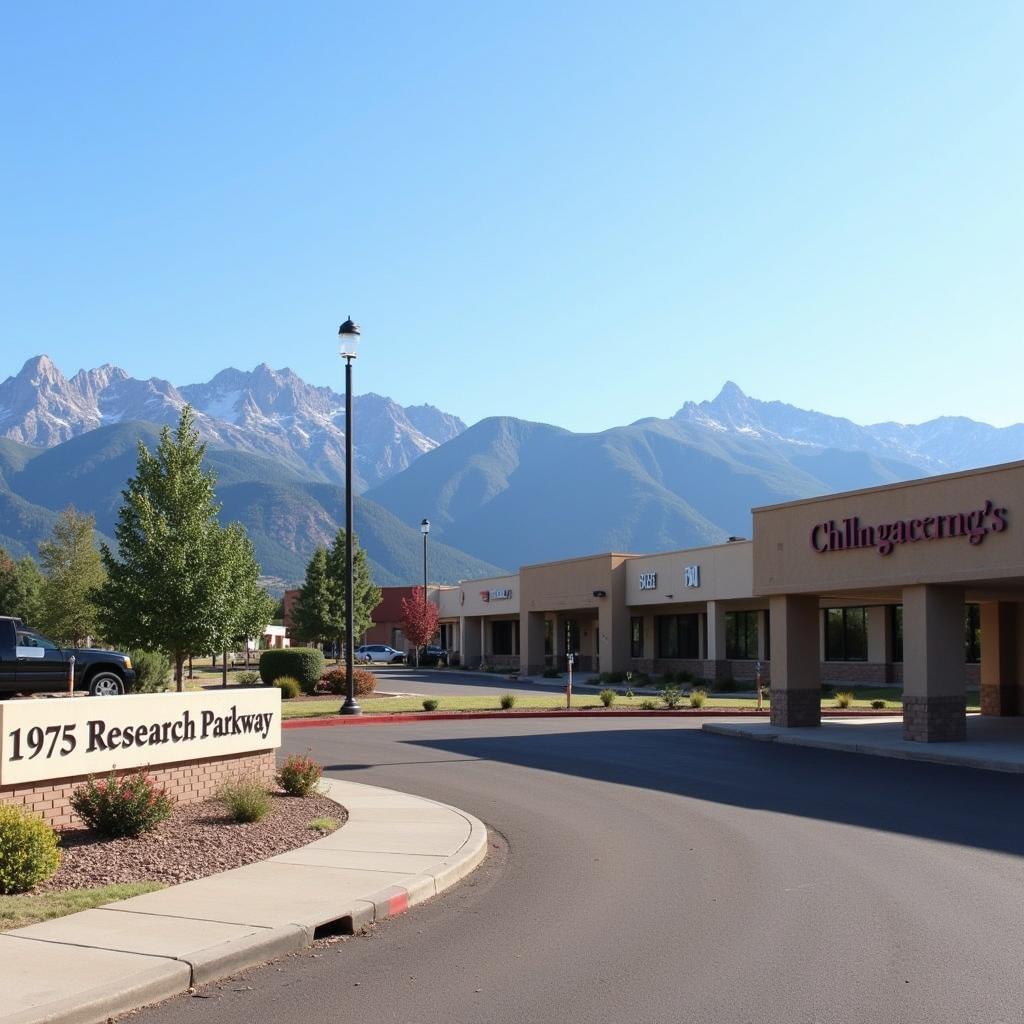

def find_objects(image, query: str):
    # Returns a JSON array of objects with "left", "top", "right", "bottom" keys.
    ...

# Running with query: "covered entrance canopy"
[{"left": 754, "top": 461, "right": 1024, "bottom": 742}]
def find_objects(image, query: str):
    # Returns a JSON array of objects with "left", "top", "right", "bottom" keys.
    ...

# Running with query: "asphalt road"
[{"left": 132, "top": 718, "right": 1024, "bottom": 1024}]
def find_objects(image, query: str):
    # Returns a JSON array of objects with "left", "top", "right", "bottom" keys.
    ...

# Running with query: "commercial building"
[{"left": 424, "top": 458, "right": 1024, "bottom": 744}]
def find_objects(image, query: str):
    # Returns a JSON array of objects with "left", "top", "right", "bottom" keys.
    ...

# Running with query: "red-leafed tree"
[{"left": 400, "top": 587, "right": 439, "bottom": 668}]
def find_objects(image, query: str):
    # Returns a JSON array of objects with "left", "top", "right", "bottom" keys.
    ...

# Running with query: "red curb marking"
[
  {"left": 282, "top": 709, "right": 898, "bottom": 729},
  {"left": 386, "top": 891, "right": 410, "bottom": 917}
]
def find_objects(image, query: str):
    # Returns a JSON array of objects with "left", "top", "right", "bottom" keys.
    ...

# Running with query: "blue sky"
[{"left": 3, "top": 2, "right": 1022, "bottom": 431}]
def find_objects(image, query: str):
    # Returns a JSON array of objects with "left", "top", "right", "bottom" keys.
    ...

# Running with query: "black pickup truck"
[{"left": 0, "top": 616, "right": 136, "bottom": 696}]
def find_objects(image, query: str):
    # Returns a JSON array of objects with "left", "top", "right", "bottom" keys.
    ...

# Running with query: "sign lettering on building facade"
[
  {"left": 481, "top": 587, "right": 513, "bottom": 602},
  {"left": 810, "top": 501, "right": 1008, "bottom": 556},
  {"left": 684, "top": 565, "right": 700, "bottom": 588},
  {"left": 638, "top": 572, "right": 657, "bottom": 591}
]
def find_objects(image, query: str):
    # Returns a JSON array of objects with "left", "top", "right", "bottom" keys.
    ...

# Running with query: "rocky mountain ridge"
[{"left": 0, "top": 356, "right": 465, "bottom": 491}]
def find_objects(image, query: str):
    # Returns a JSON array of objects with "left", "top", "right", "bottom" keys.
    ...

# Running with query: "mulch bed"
[{"left": 35, "top": 792, "right": 346, "bottom": 894}]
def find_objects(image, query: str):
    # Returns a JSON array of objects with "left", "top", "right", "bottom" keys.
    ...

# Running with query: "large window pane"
[{"left": 631, "top": 617, "right": 644, "bottom": 658}]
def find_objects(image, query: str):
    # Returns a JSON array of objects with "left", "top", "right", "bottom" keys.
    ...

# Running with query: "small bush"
[
  {"left": 423, "top": 698, "right": 440, "bottom": 711},
  {"left": 871, "top": 699, "right": 886, "bottom": 709},
  {"left": 0, "top": 806, "right": 62, "bottom": 894},
  {"left": 277, "top": 753, "right": 323, "bottom": 797},
  {"left": 71, "top": 772, "right": 173, "bottom": 838},
  {"left": 308, "top": 817, "right": 339, "bottom": 834},
  {"left": 639, "top": 698, "right": 658, "bottom": 710},
  {"left": 322, "top": 667, "right": 378, "bottom": 697},
  {"left": 542, "top": 668, "right": 562, "bottom": 679},
  {"left": 235, "top": 670, "right": 262, "bottom": 687},
  {"left": 274, "top": 675, "right": 301, "bottom": 699},
  {"left": 660, "top": 685, "right": 683, "bottom": 709},
  {"left": 689, "top": 688, "right": 708, "bottom": 708},
  {"left": 599, "top": 688, "right": 616, "bottom": 708},
  {"left": 499, "top": 693, "right": 516, "bottom": 710},
  {"left": 219, "top": 778, "right": 271, "bottom": 823},
  {"left": 835, "top": 691, "right": 855, "bottom": 709},
  {"left": 129, "top": 649, "right": 171, "bottom": 693},
  {"left": 260, "top": 648, "right": 325, "bottom": 694}
]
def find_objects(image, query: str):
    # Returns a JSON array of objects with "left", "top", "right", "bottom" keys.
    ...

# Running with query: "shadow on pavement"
[{"left": 396, "top": 726, "right": 1024, "bottom": 858}]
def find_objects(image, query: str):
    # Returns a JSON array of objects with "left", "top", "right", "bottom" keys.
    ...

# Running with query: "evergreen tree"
[
  {"left": 291, "top": 547, "right": 333, "bottom": 646},
  {"left": 293, "top": 530, "right": 381, "bottom": 658},
  {"left": 325, "top": 528, "right": 381, "bottom": 658},
  {"left": 0, "top": 550, "right": 44, "bottom": 625},
  {"left": 95, "top": 406, "right": 255, "bottom": 690},
  {"left": 38, "top": 507, "right": 106, "bottom": 646}
]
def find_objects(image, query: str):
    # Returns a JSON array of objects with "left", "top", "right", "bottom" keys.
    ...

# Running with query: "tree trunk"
[
  {"left": 222, "top": 649, "right": 228, "bottom": 687},
  {"left": 188, "top": 654, "right": 193, "bottom": 679},
  {"left": 175, "top": 652, "right": 184, "bottom": 692},
  {"left": 245, "top": 645, "right": 250, "bottom": 669}
]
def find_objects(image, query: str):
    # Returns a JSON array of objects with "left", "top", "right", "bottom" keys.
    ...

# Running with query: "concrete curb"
[
  {"left": 701, "top": 719, "right": 1024, "bottom": 774},
  {"left": 283, "top": 708, "right": 900, "bottom": 729},
  {"left": 0, "top": 779, "right": 488, "bottom": 1024}
]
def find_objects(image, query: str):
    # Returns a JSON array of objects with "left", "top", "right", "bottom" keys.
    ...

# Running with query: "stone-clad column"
[
  {"left": 769, "top": 595, "right": 820, "bottom": 728},
  {"left": 521, "top": 612, "right": 547, "bottom": 676},
  {"left": 703, "top": 602, "right": 728, "bottom": 682},
  {"left": 902, "top": 585, "right": 966, "bottom": 742}
]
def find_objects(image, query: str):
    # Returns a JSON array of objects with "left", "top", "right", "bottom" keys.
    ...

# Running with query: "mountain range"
[
  {"left": 3, "top": 355, "right": 1023, "bottom": 587},
  {"left": 0, "top": 356, "right": 464, "bottom": 492}
]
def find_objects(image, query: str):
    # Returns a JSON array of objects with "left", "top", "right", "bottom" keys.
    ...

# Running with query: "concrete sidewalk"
[
  {"left": 703, "top": 714, "right": 1024, "bottom": 773},
  {"left": 0, "top": 779, "right": 487, "bottom": 1024}
]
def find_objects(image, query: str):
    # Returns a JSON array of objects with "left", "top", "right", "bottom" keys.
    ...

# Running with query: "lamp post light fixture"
[{"left": 338, "top": 317, "right": 361, "bottom": 716}]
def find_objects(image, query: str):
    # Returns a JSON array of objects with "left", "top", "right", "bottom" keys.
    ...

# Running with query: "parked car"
[
  {"left": 355, "top": 644, "right": 406, "bottom": 665},
  {"left": 420, "top": 645, "right": 449, "bottom": 666},
  {"left": 0, "top": 616, "right": 136, "bottom": 696}
]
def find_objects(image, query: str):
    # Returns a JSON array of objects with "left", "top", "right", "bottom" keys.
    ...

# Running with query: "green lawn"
[
  {"left": 280, "top": 688, "right": 980, "bottom": 719},
  {"left": 0, "top": 882, "right": 165, "bottom": 931}
]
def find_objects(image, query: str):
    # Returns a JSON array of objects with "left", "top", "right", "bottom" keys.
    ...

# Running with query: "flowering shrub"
[
  {"left": 322, "top": 667, "right": 378, "bottom": 697},
  {"left": 70, "top": 772, "right": 173, "bottom": 838},
  {"left": 277, "top": 753, "right": 323, "bottom": 797}
]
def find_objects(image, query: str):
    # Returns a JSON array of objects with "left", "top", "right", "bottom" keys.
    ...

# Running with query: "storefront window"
[
  {"left": 630, "top": 616, "right": 644, "bottom": 659},
  {"left": 965, "top": 604, "right": 981, "bottom": 664},
  {"left": 726, "top": 611, "right": 758, "bottom": 661},
  {"left": 492, "top": 620, "right": 518, "bottom": 656},
  {"left": 656, "top": 614, "right": 699, "bottom": 659},
  {"left": 824, "top": 607, "right": 867, "bottom": 661}
]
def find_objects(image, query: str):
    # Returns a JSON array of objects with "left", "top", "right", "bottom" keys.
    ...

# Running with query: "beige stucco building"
[{"left": 423, "top": 458, "right": 1024, "bottom": 743}]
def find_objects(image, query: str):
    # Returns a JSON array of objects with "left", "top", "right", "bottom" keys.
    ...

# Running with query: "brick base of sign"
[
  {"left": 0, "top": 749, "right": 276, "bottom": 830},
  {"left": 770, "top": 688, "right": 821, "bottom": 728},
  {"left": 902, "top": 696, "right": 966, "bottom": 742}
]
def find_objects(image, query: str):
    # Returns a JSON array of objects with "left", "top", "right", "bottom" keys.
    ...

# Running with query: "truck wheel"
[{"left": 89, "top": 672, "right": 125, "bottom": 696}]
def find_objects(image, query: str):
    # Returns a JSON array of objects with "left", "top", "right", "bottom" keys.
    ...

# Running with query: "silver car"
[{"left": 355, "top": 644, "right": 405, "bottom": 665}]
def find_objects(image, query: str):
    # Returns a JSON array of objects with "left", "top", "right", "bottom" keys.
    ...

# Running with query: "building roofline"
[{"left": 752, "top": 459, "right": 1024, "bottom": 515}]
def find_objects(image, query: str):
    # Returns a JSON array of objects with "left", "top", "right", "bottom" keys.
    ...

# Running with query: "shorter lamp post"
[{"left": 421, "top": 519, "right": 430, "bottom": 607}]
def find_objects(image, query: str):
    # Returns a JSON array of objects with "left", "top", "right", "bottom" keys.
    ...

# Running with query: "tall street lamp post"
[
  {"left": 339, "top": 318, "right": 362, "bottom": 716},
  {"left": 421, "top": 518, "right": 430, "bottom": 608}
]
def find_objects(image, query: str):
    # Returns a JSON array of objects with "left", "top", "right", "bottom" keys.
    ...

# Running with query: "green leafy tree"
[
  {"left": 37, "top": 507, "right": 106, "bottom": 646},
  {"left": 95, "top": 407, "right": 256, "bottom": 690},
  {"left": 291, "top": 546, "right": 333, "bottom": 647},
  {"left": 325, "top": 529, "right": 381, "bottom": 660},
  {"left": 224, "top": 529, "right": 277, "bottom": 667},
  {"left": 0, "top": 551, "right": 44, "bottom": 625}
]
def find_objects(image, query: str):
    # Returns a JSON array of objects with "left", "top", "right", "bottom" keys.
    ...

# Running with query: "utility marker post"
[{"left": 566, "top": 652, "right": 574, "bottom": 709}]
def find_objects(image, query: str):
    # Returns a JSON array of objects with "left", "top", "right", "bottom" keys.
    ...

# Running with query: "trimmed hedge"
[{"left": 259, "top": 648, "right": 325, "bottom": 694}]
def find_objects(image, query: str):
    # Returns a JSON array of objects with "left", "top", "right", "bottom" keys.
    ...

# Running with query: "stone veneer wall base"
[
  {"left": 770, "top": 688, "right": 821, "bottom": 728},
  {"left": 902, "top": 695, "right": 966, "bottom": 742}
]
